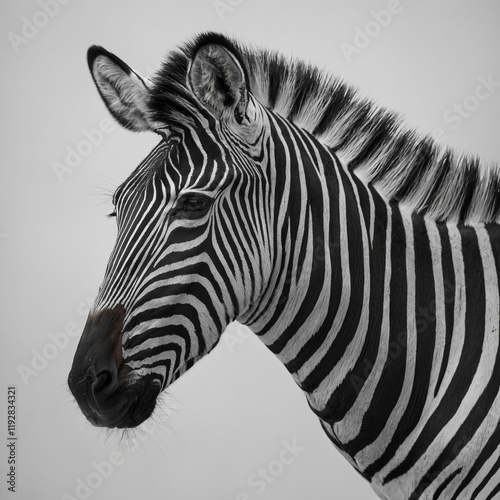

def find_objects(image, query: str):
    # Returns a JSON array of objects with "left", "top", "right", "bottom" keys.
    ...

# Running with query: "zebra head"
[{"left": 68, "top": 34, "right": 275, "bottom": 429}]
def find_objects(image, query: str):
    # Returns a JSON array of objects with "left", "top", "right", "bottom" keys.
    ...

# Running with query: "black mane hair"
[{"left": 148, "top": 32, "right": 500, "bottom": 224}]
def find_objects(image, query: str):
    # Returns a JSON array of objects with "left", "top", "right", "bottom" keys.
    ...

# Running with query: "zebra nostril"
[{"left": 92, "top": 370, "right": 117, "bottom": 398}]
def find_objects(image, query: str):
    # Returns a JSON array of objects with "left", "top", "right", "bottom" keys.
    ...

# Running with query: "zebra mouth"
[
  {"left": 68, "top": 305, "right": 162, "bottom": 429},
  {"left": 111, "top": 382, "right": 160, "bottom": 428},
  {"left": 76, "top": 372, "right": 162, "bottom": 428}
]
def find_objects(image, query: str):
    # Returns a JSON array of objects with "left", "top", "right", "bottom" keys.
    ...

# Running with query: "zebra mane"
[{"left": 149, "top": 32, "right": 500, "bottom": 224}]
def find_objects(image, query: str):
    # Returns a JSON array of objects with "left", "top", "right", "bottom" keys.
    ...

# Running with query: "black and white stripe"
[{"left": 80, "top": 33, "right": 500, "bottom": 499}]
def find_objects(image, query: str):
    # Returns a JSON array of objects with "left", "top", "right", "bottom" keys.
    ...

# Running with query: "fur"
[{"left": 148, "top": 32, "right": 500, "bottom": 225}]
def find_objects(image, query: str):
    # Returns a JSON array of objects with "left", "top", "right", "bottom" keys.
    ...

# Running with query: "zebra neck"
[
  {"left": 248, "top": 148, "right": 500, "bottom": 496},
  {"left": 244, "top": 121, "right": 467, "bottom": 466},
  {"left": 244, "top": 119, "right": 382, "bottom": 399}
]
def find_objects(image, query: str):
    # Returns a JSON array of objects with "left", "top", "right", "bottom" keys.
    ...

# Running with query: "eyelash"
[{"left": 106, "top": 195, "right": 213, "bottom": 219}]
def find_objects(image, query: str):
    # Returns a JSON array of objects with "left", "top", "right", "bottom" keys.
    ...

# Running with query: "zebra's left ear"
[{"left": 188, "top": 43, "right": 248, "bottom": 124}]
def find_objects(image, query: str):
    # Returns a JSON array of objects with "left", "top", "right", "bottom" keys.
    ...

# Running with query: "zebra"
[{"left": 68, "top": 32, "right": 500, "bottom": 499}]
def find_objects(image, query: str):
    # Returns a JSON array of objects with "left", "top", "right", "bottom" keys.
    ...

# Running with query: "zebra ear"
[
  {"left": 87, "top": 45, "right": 156, "bottom": 132},
  {"left": 188, "top": 43, "right": 248, "bottom": 124}
]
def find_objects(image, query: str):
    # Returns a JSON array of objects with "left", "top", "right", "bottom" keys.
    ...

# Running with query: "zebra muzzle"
[{"left": 68, "top": 305, "right": 138, "bottom": 427}]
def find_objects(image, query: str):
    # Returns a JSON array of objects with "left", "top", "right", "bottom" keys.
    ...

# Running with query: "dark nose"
[{"left": 68, "top": 305, "right": 126, "bottom": 422}]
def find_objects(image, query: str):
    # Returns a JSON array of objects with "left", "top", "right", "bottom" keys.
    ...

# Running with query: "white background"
[{"left": 1, "top": 1, "right": 500, "bottom": 499}]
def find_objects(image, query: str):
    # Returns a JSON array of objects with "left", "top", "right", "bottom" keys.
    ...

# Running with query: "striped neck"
[
  {"left": 243, "top": 110, "right": 377, "bottom": 397},
  {"left": 242, "top": 106, "right": 500, "bottom": 497}
]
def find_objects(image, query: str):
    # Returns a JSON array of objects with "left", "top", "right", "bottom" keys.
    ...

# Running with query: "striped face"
[{"left": 68, "top": 39, "right": 272, "bottom": 428}]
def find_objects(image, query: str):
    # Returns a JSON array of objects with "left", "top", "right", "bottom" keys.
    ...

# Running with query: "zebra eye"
[
  {"left": 183, "top": 196, "right": 207, "bottom": 212},
  {"left": 171, "top": 193, "right": 212, "bottom": 219}
]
